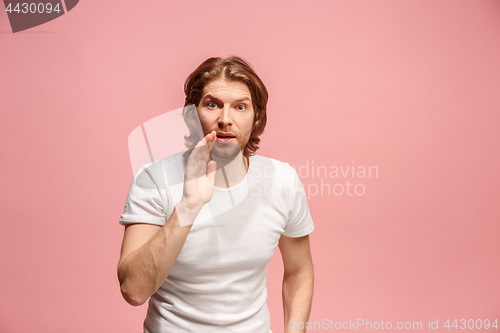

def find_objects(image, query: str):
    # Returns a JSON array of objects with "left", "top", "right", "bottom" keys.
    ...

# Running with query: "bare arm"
[
  {"left": 117, "top": 131, "right": 217, "bottom": 306},
  {"left": 279, "top": 234, "right": 314, "bottom": 333},
  {"left": 117, "top": 203, "right": 199, "bottom": 306}
]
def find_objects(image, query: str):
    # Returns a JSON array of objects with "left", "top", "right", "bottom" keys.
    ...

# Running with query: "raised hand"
[{"left": 180, "top": 131, "right": 217, "bottom": 212}]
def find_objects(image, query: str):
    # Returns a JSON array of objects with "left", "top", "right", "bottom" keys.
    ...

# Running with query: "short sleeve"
[
  {"left": 119, "top": 161, "right": 170, "bottom": 227},
  {"left": 283, "top": 167, "right": 315, "bottom": 237}
]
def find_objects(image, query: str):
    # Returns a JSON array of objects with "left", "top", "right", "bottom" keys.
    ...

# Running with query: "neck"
[{"left": 213, "top": 151, "right": 249, "bottom": 188}]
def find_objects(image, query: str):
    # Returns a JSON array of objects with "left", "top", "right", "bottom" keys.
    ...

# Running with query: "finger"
[
  {"left": 197, "top": 131, "right": 216, "bottom": 145},
  {"left": 205, "top": 131, "right": 217, "bottom": 144},
  {"left": 192, "top": 131, "right": 215, "bottom": 153},
  {"left": 207, "top": 141, "right": 214, "bottom": 163},
  {"left": 191, "top": 132, "right": 215, "bottom": 160},
  {"left": 207, "top": 160, "right": 217, "bottom": 182}
]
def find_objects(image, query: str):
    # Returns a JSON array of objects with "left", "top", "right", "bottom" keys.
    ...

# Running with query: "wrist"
[{"left": 174, "top": 201, "right": 202, "bottom": 227}]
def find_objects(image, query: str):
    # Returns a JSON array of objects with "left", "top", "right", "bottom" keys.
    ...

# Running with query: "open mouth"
[{"left": 216, "top": 132, "right": 236, "bottom": 142}]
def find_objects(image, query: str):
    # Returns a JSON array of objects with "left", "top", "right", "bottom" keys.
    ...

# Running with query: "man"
[{"left": 118, "top": 56, "right": 314, "bottom": 332}]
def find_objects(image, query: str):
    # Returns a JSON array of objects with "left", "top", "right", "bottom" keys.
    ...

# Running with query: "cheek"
[
  {"left": 243, "top": 112, "right": 255, "bottom": 132},
  {"left": 198, "top": 111, "right": 217, "bottom": 127},
  {"left": 244, "top": 125, "right": 254, "bottom": 138}
]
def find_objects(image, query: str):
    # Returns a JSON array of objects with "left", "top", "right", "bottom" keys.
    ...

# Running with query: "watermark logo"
[
  {"left": 126, "top": 106, "right": 379, "bottom": 226},
  {"left": 3, "top": 0, "right": 78, "bottom": 33},
  {"left": 291, "top": 160, "right": 379, "bottom": 199}
]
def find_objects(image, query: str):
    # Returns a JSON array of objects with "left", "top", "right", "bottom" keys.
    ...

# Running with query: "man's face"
[{"left": 197, "top": 78, "right": 255, "bottom": 158}]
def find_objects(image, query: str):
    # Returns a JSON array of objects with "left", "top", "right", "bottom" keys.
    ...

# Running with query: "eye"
[
  {"left": 207, "top": 102, "right": 218, "bottom": 109},
  {"left": 236, "top": 104, "right": 246, "bottom": 111}
]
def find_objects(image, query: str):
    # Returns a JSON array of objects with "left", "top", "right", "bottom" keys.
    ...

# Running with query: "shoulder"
[
  {"left": 133, "top": 152, "right": 187, "bottom": 188},
  {"left": 250, "top": 154, "right": 295, "bottom": 172}
]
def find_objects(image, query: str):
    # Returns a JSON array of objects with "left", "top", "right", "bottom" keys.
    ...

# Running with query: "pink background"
[{"left": 1, "top": 0, "right": 500, "bottom": 332}]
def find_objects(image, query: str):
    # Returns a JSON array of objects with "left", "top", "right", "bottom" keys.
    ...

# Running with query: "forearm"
[
  {"left": 283, "top": 267, "right": 314, "bottom": 333},
  {"left": 118, "top": 203, "right": 199, "bottom": 306}
]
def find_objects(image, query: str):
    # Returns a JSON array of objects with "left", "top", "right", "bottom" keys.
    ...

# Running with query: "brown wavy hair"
[{"left": 183, "top": 56, "right": 268, "bottom": 157}]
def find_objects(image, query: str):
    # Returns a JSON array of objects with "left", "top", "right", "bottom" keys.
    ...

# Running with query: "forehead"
[{"left": 202, "top": 78, "right": 252, "bottom": 101}]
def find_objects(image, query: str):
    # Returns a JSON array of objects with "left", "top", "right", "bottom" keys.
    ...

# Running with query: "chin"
[{"left": 211, "top": 142, "right": 242, "bottom": 159}]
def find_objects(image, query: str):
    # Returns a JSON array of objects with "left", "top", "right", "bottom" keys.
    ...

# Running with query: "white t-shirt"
[{"left": 120, "top": 153, "right": 314, "bottom": 333}]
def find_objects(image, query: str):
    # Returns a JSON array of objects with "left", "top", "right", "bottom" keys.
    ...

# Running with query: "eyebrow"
[{"left": 202, "top": 94, "right": 251, "bottom": 103}]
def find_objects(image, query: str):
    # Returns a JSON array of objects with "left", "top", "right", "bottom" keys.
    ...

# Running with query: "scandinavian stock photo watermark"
[
  {"left": 291, "top": 160, "right": 379, "bottom": 199},
  {"left": 247, "top": 160, "right": 378, "bottom": 200},
  {"left": 128, "top": 106, "right": 379, "bottom": 201},
  {"left": 3, "top": 1, "right": 79, "bottom": 33},
  {"left": 245, "top": 160, "right": 379, "bottom": 200},
  {"left": 289, "top": 318, "right": 499, "bottom": 330}
]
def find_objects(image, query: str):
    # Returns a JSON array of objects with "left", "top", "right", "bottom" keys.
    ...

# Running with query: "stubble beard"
[{"left": 210, "top": 142, "right": 242, "bottom": 161}]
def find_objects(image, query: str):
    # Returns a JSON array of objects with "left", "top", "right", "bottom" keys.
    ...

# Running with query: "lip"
[
  {"left": 216, "top": 137, "right": 235, "bottom": 143},
  {"left": 215, "top": 132, "right": 236, "bottom": 143},
  {"left": 216, "top": 132, "right": 236, "bottom": 138}
]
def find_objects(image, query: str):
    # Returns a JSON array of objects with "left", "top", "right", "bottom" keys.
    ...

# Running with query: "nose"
[{"left": 218, "top": 105, "right": 233, "bottom": 127}]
